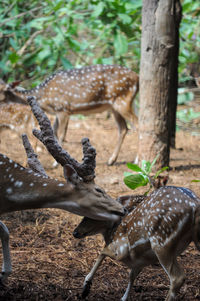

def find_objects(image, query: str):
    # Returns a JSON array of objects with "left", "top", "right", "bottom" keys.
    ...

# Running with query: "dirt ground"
[{"left": 0, "top": 104, "right": 200, "bottom": 300}]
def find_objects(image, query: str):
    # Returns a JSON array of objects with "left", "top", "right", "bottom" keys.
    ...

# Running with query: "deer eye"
[{"left": 95, "top": 187, "right": 104, "bottom": 194}]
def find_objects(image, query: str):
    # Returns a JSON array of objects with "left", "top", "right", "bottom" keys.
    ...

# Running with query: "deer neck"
[
  {"left": 102, "top": 221, "right": 129, "bottom": 261},
  {"left": 13, "top": 87, "right": 40, "bottom": 102},
  {"left": 100, "top": 214, "right": 127, "bottom": 246},
  {"left": 0, "top": 154, "right": 79, "bottom": 215}
]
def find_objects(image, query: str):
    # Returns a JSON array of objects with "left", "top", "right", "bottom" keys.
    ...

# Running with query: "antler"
[
  {"left": 21, "top": 133, "right": 48, "bottom": 177},
  {"left": 27, "top": 96, "right": 96, "bottom": 182}
]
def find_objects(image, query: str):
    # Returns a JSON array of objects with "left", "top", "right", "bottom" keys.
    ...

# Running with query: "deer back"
[
  {"left": 74, "top": 186, "right": 200, "bottom": 260},
  {"left": 110, "top": 187, "right": 200, "bottom": 257},
  {"left": 4, "top": 65, "right": 138, "bottom": 116}
]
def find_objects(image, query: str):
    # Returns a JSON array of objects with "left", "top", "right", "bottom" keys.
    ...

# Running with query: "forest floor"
[{"left": 0, "top": 98, "right": 200, "bottom": 300}]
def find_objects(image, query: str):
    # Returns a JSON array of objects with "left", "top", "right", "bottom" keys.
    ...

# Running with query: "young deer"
[
  {"left": 73, "top": 186, "right": 200, "bottom": 301},
  {"left": 0, "top": 96, "right": 124, "bottom": 282},
  {"left": 1, "top": 65, "right": 139, "bottom": 165}
]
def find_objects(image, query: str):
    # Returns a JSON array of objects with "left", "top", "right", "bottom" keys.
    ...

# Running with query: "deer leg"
[
  {"left": 82, "top": 253, "right": 105, "bottom": 298},
  {"left": 121, "top": 267, "right": 142, "bottom": 301},
  {"left": 0, "top": 221, "right": 12, "bottom": 281},
  {"left": 53, "top": 112, "right": 69, "bottom": 145},
  {"left": 156, "top": 251, "right": 185, "bottom": 301},
  {"left": 108, "top": 110, "right": 128, "bottom": 165}
]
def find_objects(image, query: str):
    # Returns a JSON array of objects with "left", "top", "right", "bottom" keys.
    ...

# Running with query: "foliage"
[
  {"left": 176, "top": 108, "right": 200, "bottom": 123},
  {"left": 0, "top": 0, "right": 199, "bottom": 87},
  {"left": 179, "top": 0, "right": 200, "bottom": 82},
  {"left": 0, "top": 0, "right": 141, "bottom": 86},
  {"left": 123, "top": 156, "right": 168, "bottom": 193},
  {"left": 178, "top": 88, "right": 194, "bottom": 105}
]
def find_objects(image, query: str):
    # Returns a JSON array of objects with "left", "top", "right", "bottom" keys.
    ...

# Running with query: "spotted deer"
[
  {"left": 1, "top": 65, "right": 139, "bottom": 165},
  {"left": 0, "top": 103, "right": 36, "bottom": 140},
  {"left": 73, "top": 186, "right": 200, "bottom": 301},
  {"left": 0, "top": 96, "right": 124, "bottom": 282}
]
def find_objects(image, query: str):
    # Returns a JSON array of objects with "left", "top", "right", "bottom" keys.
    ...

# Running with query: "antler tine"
[
  {"left": 81, "top": 138, "right": 96, "bottom": 181},
  {"left": 21, "top": 133, "right": 48, "bottom": 177},
  {"left": 27, "top": 96, "right": 96, "bottom": 181}
]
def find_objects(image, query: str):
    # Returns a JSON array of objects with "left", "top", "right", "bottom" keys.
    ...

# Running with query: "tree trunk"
[
  {"left": 138, "top": 0, "right": 182, "bottom": 168},
  {"left": 169, "top": 1, "right": 182, "bottom": 148}
]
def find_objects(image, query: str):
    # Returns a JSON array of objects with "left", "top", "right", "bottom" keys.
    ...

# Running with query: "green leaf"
[
  {"left": 178, "top": 89, "right": 194, "bottom": 105},
  {"left": 140, "top": 160, "right": 151, "bottom": 174},
  {"left": 149, "top": 154, "right": 160, "bottom": 171},
  {"left": 177, "top": 108, "right": 200, "bottom": 123},
  {"left": 29, "top": 17, "right": 51, "bottom": 29},
  {"left": 126, "top": 162, "right": 144, "bottom": 173},
  {"left": 143, "top": 161, "right": 151, "bottom": 174},
  {"left": 118, "top": 14, "right": 132, "bottom": 24},
  {"left": 52, "top": 1, "right": 63, "bottom": 12},
  {"left": 101, "top": 57, "right": 114, "bottom": 65},
  {"left": 124, "top": 171, "right": 133, "bottom": 177},
  {"left": 191, "top": 180, "right": 200, "bottom": 183},
  {"left": 67, "top": 37, "right": 81, "bottom": 51},
  {"left": 154, "top": 167, "right": 169, "bottom": 179},
  {"left": 9, "top": 38, "right": 18, "bottom": 50},
  {"left": 124, "top": 174, "right": 149, "bottom": 190},
  {"left": 92, "top": 2, "right": 105, "bottom": 18},
  {"left": 125, "top": 2, "right": 142, "bottom": 11},
  {"left": 37, "top": 48, "right": 51, "bottom": 61},
  {"left": 60, "top": 57, "right": 73, "bottom": 69},
  {"left": 9, "top": 52, "right": 20, "bottom": 64},
  {"left": 114, "top": 31, "right": 128, "bottom": 57}
]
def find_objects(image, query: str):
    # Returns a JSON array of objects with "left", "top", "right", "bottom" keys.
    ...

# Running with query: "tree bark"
[
  {"left": 138, "top": 0, "right": 182, "bottom": 168},
  {"left": 168, "top": 1, "right": 182, "bottom": 148}
]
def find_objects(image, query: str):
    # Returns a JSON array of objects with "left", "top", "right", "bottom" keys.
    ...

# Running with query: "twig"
[
  {"left": 0, "top": 6, "right": 43, "bottom": 25},
  {"left": 2, "top": 0, "right": 17, "bottom": 19},
  {"left": 17, "top": 30, "right": 43, "bottom": 56}
]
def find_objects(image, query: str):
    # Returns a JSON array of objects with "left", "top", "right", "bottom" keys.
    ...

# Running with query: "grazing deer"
[
  {"left": 0, "top": 102, "right": 43, "bottom": 166},
  {"left": 0, "top": 96, "right": 125, "bottom": 282},
  {"left": 0, "top": 102, "right": 35, "bottom": 138},
  {"left": 1, "top": 64, "right": 139, "bottom": 165},
  {"left": 73, "top": 186, "right": 200, "bottom": 301}
]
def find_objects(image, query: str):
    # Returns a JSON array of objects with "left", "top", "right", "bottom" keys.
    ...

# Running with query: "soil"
[{"left": 0, "top": 105, "right": 200, "bottom": 301}]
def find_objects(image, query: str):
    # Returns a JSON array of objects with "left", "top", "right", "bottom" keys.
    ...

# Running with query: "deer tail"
[{"left": 193, "top": 207, "right": 200, "bottom": 252}]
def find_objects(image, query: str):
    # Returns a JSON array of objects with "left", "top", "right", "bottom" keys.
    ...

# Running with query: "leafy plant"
[
  {"left": 179, "top": 0, "right": 200, "bottom": 82},
  {"left": 178, "top": 88, "right": 194, "bottom": 105},
  {"left": 177, "top": 108, "right": 200, "bottom": 123},
  {"left": 0, "top": 0, "right": 142, "bottom": 86},
  {"left": 124, "top": 155, "right": 168, "bottom": 194}
]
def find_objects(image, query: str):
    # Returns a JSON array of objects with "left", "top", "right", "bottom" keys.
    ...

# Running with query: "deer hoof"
[
  {"left": 107, "top": 157, "right": 115, "bottom": 166},
  {"left": 82, "top": 280, "right": 92, "bottom": 299},
  {"left": 0, "top": 270, "right": 11, "bottom": 283}
]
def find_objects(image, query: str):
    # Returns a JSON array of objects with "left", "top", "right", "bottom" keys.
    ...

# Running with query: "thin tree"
[{"left": 138, "top": 0, "right": 182, "bottom": 167}]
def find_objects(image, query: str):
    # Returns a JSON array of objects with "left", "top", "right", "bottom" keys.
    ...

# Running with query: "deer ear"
[{"left": 63, "top": 164, "right": 82, "bottom": 185}]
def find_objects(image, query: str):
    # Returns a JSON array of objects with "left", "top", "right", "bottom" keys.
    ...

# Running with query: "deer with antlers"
[
  {"left": 0, "top": 96, "right": 125, "bottom": 282},
  {"left": 73, "top": 185, "right": 200, "bottom": 301},
  {"left": 0, "top": 64, "right": 139, "bottom": 165}
]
